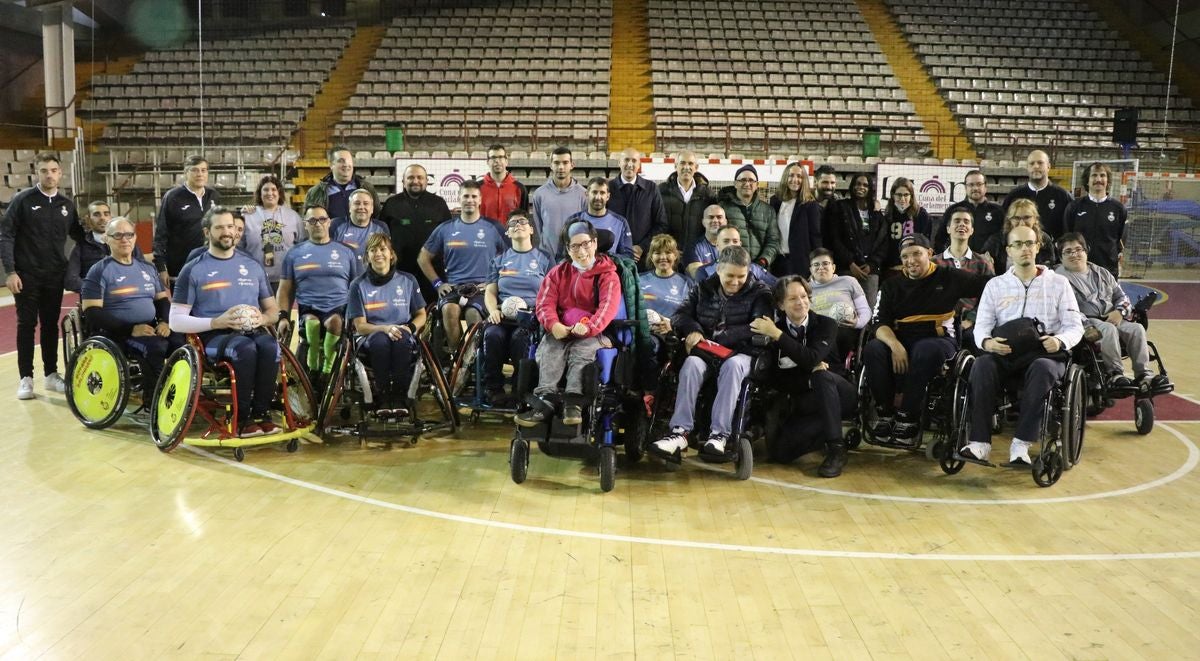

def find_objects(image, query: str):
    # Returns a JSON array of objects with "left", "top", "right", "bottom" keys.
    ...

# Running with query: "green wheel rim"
[{"left": 71, "top": 344, "right": 123, "bottom": 422}]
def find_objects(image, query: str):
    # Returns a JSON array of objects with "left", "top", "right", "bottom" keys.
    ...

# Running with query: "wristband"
[
  {"left": 433, "top": 279, "right": 444, "bottom": 289},
  {"left": 403, "top": 323, "right": 416, "bottom": 334}
]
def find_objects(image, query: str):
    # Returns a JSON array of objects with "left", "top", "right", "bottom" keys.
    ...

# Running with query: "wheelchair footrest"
[
  {"left": 864, "top": 437, "right": 921, "bottom": 452},
  {"left": 952, "top": 450, "right": 998, "bottom": 469}
]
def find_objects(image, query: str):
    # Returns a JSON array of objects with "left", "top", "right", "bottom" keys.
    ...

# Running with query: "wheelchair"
[
  {"left": 940, "top": 354, "right": 1087, "bottom": 487},
  {"left": 1072, "top": 292, "right": 1174, "bottom": 435},
  {"left": 850, "top": 323, "right": 975, "bottom": 461},
  {"left": 316, "top": 329, "right": 459, "bottom": 446},
  {"left": 643, "top": 338, "right": 767, "bottom": 481},
  {"left": 425, "top": 283, "right": 484, "bottom": 372},
  {"left": 61, "top": 305, "right": 84, "bottom": 367},
  {"left": 508, "top": 319, "right": 648, "bottom": 493},
  {"left": 65, "top": 334, "right": 149, "bottom": 429},
  {"left": 150, "top": 332, "right": 316, "bottom": 461},
  {"left": 448, "top": 315, "right": 540, "bottom": 423}
]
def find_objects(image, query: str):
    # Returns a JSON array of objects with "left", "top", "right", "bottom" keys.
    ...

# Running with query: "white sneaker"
[
  {"left": 44, "top": 372, "right": 66, "bottom": 393},
  {"left": 17, "top": 377, "right": 34, "bottom": 400},
  {"left": 702, "top": 432, "right": 728, "bottom": 455},
  {"left": 1009, "top": 439, "right": 1033, "bottom": 465},
  {"left": 961, "top": 441, "right": 991, "bottom": 462},
  {"left": 652, "top": 428, "right": 689, "bottom": 455}
]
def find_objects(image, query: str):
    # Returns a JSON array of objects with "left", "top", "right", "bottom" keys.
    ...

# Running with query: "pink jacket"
[{"left": 535, "top": 254, "right": 621, "bottom": 338}]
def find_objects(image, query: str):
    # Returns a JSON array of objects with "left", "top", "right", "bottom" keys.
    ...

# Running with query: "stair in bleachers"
[
  {"left": 608, "top": 0, "right": 655, "bottom": 153},
  {"left": 854, "top": 0, "right": 977, "bottom": 161},
  {"left": 294, "top": 24, "right": 386, "bottom": 201}
]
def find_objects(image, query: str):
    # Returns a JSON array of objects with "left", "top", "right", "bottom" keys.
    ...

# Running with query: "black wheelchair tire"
[
  {"left": 510, "top": 437, "right": 529, "bottom": 484},
  {"left": 150, "top": 345, "right": 203, "bottom": 452},
  {"left": 598, "top": 445, "right": 616, "bottom": 492}
]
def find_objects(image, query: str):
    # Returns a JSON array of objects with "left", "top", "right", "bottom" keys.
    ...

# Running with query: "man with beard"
[
  {"left": 303, "top": 145, "right": 378, "bottom": 222},
  {"left": 1002, "top": 149, "right": 1073, "bottom": 239},
  {"left": 562, "top": 178, "right": 634, "bottom": 260},
  {"left": 381, "top": 163, "right": 452, "bottom": 303},
  {"left": 943, "top": 170, "right": 1003, "bottom": 254},
  {"left": 479, "top": 144, "right": 528, "bottom": 230},
  {"left": 814, "top": 164, "right": 840, "bottom": 210}
]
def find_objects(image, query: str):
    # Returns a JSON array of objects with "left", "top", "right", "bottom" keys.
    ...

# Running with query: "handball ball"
[
  {"left": 646, "top": 309, "right": 663, "bottom": 325},
  {"left": 500, "top": 296, "right": 528, "bottom": 319},
  {"left": 230, "top": 304, "right": 261, "bottom": 331}
]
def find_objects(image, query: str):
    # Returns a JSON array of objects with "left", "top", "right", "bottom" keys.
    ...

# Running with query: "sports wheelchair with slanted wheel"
[
  {"left": 1073, "top": 291, "right": 1174, "bottom": 435},
  {"left": 940, "top": 354, "right": 1087, "bottom": 487},
  {"left": 447, "top": 315, "right": 540, "bottom": 423},
  {"left": 316, "top": 329, "right": 458, "bottom": 446},
  {"left": 150, "top": 332, "right": 316, "bottom": 461}
]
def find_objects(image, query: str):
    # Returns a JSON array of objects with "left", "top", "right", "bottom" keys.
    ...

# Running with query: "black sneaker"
[
  {"left": 892, "top": 411, "right": 920, "bottom": 446},
  {"left": 561, "top": 404, "right": 583, "bottom": 425},
  {"left": 871, "top": 415, "right": 894, "bottom": 443},
  {"left": 515, "top": 407, "right": 547, "bottom": 427},
  {"left": 1107, "top": 373, "right": 1134, "bottom": 391}
]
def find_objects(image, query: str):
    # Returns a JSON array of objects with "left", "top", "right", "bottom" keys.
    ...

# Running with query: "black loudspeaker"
[{"left": 1113, "top": 108, "right": 1139, "bottom": 144}]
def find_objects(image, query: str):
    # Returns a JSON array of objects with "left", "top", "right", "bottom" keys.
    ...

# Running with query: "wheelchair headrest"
[{"left": 595, "top": 229, "right": 615, "bottom": 254}]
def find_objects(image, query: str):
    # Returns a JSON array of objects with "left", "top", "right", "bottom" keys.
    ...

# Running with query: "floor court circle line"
[
  {"left": 182, "top": 422, "right": 1200, "bottom": 562},
  {"left": 683, "top": 422, "right": 1198, "bottom": 505}
]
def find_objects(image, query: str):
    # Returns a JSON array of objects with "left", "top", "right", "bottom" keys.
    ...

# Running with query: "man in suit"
[{"left": 751, "top": 276, "right": 857, "bottom": 477}]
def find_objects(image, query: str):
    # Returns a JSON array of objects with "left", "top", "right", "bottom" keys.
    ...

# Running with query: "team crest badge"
[
  {"left": 529, "top": 260, "right": 539, "bottom": 270},
  {"left": 238, "top": 264, "right": 249, "bottom": 276},
  {"left": 142, "top": 270, "right": 151, "bottom": 281},
  {"left": 1048, "top": 200, "right": 1056, "bottom": 210},
  {"left": 61, "top": 206, "right": 68, "bottom": 217},
  {"left": 1107, "top": 212, "right": 1115, "bottom": 222},
  {"left": 477, "top": 229, "right": 485, "bottom": 240},
  {"left": 331, "top": 250, "right": 340, "bottom": 260},
  {"left": 985, "top": 212, "right": 993, "bottom": 222}
]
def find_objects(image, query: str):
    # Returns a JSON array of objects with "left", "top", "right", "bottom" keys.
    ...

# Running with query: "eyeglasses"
[
  {"left": 107, "top": 232, "right": 136, "bottom": 240},
  {"left": 1061, "top": 247, "right": 1086, "bottom": 256},
  {"left": 810, "top": 260, "right": 833, "bottom": 268},
  {"left": 305, "top": 216, "right": 331, "bottom": 224},
  {"left": 487, "top": 154, "right": 508, "bottom": 161},
  {"left": 567, "top": 238, "right": 594, "bottom": 252},
  {"left": 1007, "top": 240, "right": 1038, "bottom": 249},
  {"left": 736, "top": 178, "right": 757, "bottom": 184},
  {"left": 507, "top": 219, "right": 531, "bottom": 228},
  {"left": 1010, "top": 215, "right": 1036, "bottom": 222}
]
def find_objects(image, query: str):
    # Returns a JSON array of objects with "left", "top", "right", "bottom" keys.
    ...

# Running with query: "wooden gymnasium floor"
[{"left": 2, "top": 276, "right": 1199, "bottom": 660}]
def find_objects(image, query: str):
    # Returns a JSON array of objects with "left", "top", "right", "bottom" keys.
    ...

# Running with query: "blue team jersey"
[
  {"left": 281, "top": 239, "right": 360, "bottom": 312},
  {"left": 347, "top": 271, "right": 426, "bottom": 327},
  {"left": 423, "top": 217, "right": 506, "bottom": 284},
  {"left": 186, "top": 245, "right": 253, "bottom": 265},
  {"left": 489, "top": 246, "right": 553, "bottom": 307},
  {"left": 173, "top": 251, "right": 273, "bottom": 318},
  {"left": 81, "top": 257, "right": 164, "bottom": 325},
  {"left": 696, "top": 261, "right": 778, "bottom": 287},
  {"left": 565, "top": 211, "right": 633, "bottom": 259},
  {"left": 638, "top": 271, "right": 694, "bottom": 318},
  {"left": 685, "top": 237, "right": 720, "bottom": 270},
  {"left": 330, "top": 217, "right": 390, "bottom": 266}
]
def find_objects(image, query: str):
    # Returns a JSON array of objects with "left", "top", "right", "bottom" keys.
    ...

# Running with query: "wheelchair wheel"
[
  {"left": 417, "top": 337, "right": 460, "bottom": 432},
  {"left": 845, "top": 428, "right": 862, "bottom": 450},
  {"left": 1032, "top": 445, "right": 1064, "bottom": 487},
  {"left": 66, "top": 336, "right": 131, "bottom": 430},
  {"left": 150, "top": 345, "right": 203, "bottom": 452},
  {"left": 598, "top": 445, "right": 616, "bottom": 492},
  {"left": 624, "top": 404, "right": 645, "bottom": 465},
  {"left": 1063, "top": 364, "right": 1087, "bottom": 467},
  {"left": 938, "top": 442, "right": 965, "bottom": 474},
  {"left": 61, "top": 308, "right": 82, "bottom": 365},
  {"left": 1135, "top": 398, "right": 1154, "bottom": 436},
  {"left": 279, "top": 344, "right": 316, "bottom": 426},
  {"left": 509, "top": 437, "right": 529, "bottom": 484},
  {"left": 317, "top": 338, "right": 351, "bottom": 433},
  {"left": 734, "top": 434, "right": 753, "bottom": 480},
  {"left": 448, "top": 322, "right": 482, "bottom": 399}
]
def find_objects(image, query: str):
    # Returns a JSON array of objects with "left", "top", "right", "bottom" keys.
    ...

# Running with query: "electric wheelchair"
[
  {"left": 1072, "top": 291, "right": 1174, "bottom": 435},
  {"left": 643, "top": 336, "right": 769, "bottom": 481},
  {"left": 940, "top": 351, "right": 1087, "bottom": 487},
  {"left": 150, "top": 331, "right": 316, "bottom": 461},
  {"left": 315, "top": 326, "right": 458, "bottom": 446}
]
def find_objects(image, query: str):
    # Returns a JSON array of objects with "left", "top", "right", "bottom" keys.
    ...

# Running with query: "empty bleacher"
[
  {"left": 888, "top": 0, "right": 1196, "bottom": 161},
  {"left": 334, "top": 0, "right": 612, "bottom": 151},
  {"left": 81, "top": 25, "right": 354, "bottom": 145},
  {"left": 647, "top": 0, "right": 931, "bottom": 156}
]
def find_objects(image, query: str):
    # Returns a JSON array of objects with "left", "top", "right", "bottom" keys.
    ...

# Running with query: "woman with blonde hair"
[{"left": 768, "top": 162, "right": 823, "bottom": 277}]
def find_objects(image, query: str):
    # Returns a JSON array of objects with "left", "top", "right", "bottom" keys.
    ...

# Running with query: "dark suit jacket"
[
  {"left": 771, "top": 310, "right": 838, "bottom": 391},
  {"left": 769, "top": 196, "right": 823, "bottom": 277}
]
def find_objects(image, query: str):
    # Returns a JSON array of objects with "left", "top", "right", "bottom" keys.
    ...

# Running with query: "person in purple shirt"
[
  {"left": 481, "top": 209, "right": 553, "bottom": 405},
  {"left": 170, "top": 206, "right": 281, "bottom": 437},
  {"left": 347, "top": 233, "right": 428, "bottom": 417},
  {"left": 418, "top": 179, "right": 506, "bottom": 353}
]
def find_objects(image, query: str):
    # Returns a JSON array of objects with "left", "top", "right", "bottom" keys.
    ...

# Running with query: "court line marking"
[
  {"left": 684, "top": 422, "right": 1198, "bottom": 505},
  {"left": 183, "top": 422, "right": 1200, "bottom": 562}
]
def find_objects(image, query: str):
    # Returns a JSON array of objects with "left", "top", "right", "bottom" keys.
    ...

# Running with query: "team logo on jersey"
[
  {"left": 302, "top": 253, "right": 312, "bottom": 259},
  {"left": 111, "top": 286, "right": 138, "bottom": 296},
  {"left": 451, "top": 231, "right": 461, "bottom": 237},
  {"left": 331, "top": 251, "right": 340, "bottom": 260},
  {"left": 670, "top": 285, "right": 679, "bottom": 295},
  {"left": 116, "top": 275, "right": 127, "bottom": 282},
  {"left": 477, "top": 229, "right": 485, "bottom": 240},
  {"left": 142, "top": 271, "right": 151, "bottom": 281},
  {"left": 367, "top": 290, "right": 378, "bottom": 297},
  {"left": 985, "top": 212, "right": 993, "bottom": 222},
  {"left": 1107, "top": 212, "right": 1115, "bottom": 222},
  {"left": 181, "top": 204, "right": 191, "bottom": 211},
  {"left": 61, "top": 206, "right": 68, "bottom": 217},
  {"left": 1048, "top": 200, "right": 1056, "bottom": 210},
  {"left": 529, "top": 260, "right": 540, "bottom": 270},
  {"left": 447, "top": 240, "right": 467, "bottom": 248},
  {"left": 31, "top": 206, "right": 41, "bottom": 211},
  {"left": 396, "top": 285, "right": 404, "bottom": 296},
  {"left": 238, "top": 265, "right": 249, "bottom": 276},
  {"left": 207, "top": 271, "right": 219, "bottom": 277}
]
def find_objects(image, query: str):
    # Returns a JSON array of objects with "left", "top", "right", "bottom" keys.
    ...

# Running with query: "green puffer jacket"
[
  {"left": 718, "top": 185, "right": 781, "bottom": 265},
  {"left": 610, "top": 254, "right": 654, "bottom": 391}
]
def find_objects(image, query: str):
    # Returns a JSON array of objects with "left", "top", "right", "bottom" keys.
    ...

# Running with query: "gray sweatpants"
[
  {"left": 669, "top": 353, "right": 753, "bottom": 436},
  {"left": 1084, "top": 318, "right": 1151, "bottom": 377},
  {"left": 533, "top": 334, "right": 609, "bottom": 396}
]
